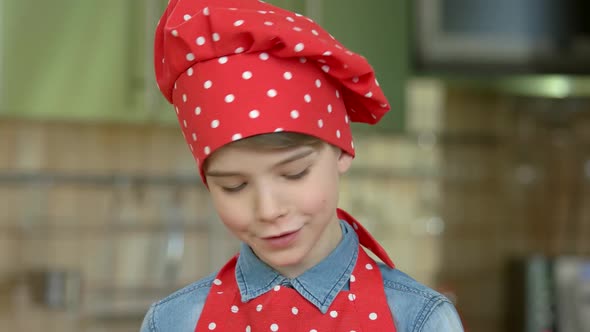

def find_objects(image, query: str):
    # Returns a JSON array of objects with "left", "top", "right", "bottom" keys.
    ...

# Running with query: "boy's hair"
[
  {"left": 230, "top": 132, "right": 324, "bottom": 150},
  {"left": 203, "top": 133, "right": 331, "bottom": 172}
]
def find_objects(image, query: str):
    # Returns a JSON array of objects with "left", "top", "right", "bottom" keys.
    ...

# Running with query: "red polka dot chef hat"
[{"left": 155, "top": 0, "right": 391, "bottom": 182}]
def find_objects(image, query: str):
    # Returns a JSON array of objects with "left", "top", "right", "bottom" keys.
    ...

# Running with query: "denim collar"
[{"left": 235, "top": 220, "right": 359, "bottom": 314}]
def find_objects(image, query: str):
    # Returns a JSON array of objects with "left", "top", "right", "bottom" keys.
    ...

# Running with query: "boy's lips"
[
  {"left": 263, "top": 229, "right": 300, "bottom": 239},
  {"left": 261, "top": 229, "right": 302, "bottom": 248}
]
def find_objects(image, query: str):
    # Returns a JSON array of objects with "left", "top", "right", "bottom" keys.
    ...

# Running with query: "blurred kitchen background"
[{"left": 1, "top": 0, "right": 590, "bottom": 331}]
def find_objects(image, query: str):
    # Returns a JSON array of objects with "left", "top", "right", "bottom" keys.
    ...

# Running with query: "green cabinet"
[
  {"left": 322, "top": 0, "right": 408, "bottom": 132},
  {"left": 0, "top": 0, "right": 173, "bottom": 123},
  {"left": 1, "top": 0, "right": 407, "bottom": 130}
]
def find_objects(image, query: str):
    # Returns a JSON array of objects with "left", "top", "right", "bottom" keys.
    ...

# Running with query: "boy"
[{"left": 141, "top": 0, "right": 464, "bottom": 331}]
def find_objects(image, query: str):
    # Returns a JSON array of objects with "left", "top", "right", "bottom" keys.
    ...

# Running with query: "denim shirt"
[{"left": 141, "top": 221, "right": 464, "bottom": 331}]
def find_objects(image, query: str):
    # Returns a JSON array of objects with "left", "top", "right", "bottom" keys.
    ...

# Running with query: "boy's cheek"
[
  {"left": 216, "top": 209, "right": 252, "bottom": 240},
  {"left": 298, "top": 176, "right": 337, "bottom": 213},
  {"left": 210, "top": 195, "right": 248, "bottom": 228}
]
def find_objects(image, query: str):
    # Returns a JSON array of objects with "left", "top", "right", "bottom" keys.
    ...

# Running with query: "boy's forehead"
[{"left": 206, "top": 144, "right": 319, "bottom": 170}]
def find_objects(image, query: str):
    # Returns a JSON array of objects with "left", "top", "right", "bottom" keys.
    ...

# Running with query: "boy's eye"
[
  {"left": 284, "top": 168, "right": 309, "bottom": 180},
  {"left": 221, "top": 183, "right": 246, "bottom": 193}
]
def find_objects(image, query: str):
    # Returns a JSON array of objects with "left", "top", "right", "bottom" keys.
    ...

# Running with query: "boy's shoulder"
[
  {"left": 378, "top": 263, "right": 463, "bottom": 331},
  {"left": 378, "top": 262, "right": 442, "bottom": 298},
  {"left": 155, "top": 271, "right": 216, "bottom": 307},
  {"left": 141, "top": 272, "right": 216, "bottom": 332}
]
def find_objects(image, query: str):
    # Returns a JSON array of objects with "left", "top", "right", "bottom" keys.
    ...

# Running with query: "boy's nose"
[{"left": 255, "top": 186, "right": 287, "bottom": 222}]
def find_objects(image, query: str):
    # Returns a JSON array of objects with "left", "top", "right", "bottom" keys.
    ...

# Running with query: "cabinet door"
[
  {"left": 0, "top": 0, "right": 143, "bottom": 121},
  {"left": 321, "top": 0, "right": 408, "bottom": 131}
]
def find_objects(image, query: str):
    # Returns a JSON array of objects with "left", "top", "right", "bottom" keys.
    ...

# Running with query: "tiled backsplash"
[{"left": 1, "top": 80, "right": 590, "bottom": 331}]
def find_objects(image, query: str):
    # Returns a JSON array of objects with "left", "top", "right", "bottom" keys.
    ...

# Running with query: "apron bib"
[{"left": 195, "top": 209, "right": 397, "bottom": 332}]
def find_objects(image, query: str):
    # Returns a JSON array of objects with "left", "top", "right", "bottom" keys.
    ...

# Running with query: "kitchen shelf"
[{"left": 417, "top": 74, "right": 590, "bottom": 98}]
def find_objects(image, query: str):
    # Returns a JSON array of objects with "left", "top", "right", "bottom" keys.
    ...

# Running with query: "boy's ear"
[{"left": 337, "top": 150, "right": 354, "bottom": 174}]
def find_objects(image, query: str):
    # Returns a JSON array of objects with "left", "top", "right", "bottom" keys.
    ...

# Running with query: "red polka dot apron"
[{"left": 195, "top": 209, "right": 397, "bottom": 332}]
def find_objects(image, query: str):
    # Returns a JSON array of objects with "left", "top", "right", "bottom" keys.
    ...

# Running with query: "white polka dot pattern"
[
  {"left": 294, "top": 43, "right": 305, "bottom": 52},
  {"left": 225, "top": 94, "right": 235, "bottom": 103},
  {"left": 249, "top": 110, "right": 260, "bottom": 119}
]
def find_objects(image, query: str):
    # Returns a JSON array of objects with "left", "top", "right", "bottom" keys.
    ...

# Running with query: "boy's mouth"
[
  {"left": 265, "top": 229, "right": 299, "bottom": 238},
  {"left": 262, "top": 229, "right": 301, "bottom": 248}
]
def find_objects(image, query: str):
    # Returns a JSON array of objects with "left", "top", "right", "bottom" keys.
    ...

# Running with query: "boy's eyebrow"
[{"left": 205, "top": 148, "right": 315, "bottom": 177}]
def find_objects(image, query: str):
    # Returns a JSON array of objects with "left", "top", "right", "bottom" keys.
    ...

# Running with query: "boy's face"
[{"left": 205, "top": 142, "right": 353, "bottom": 277}]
